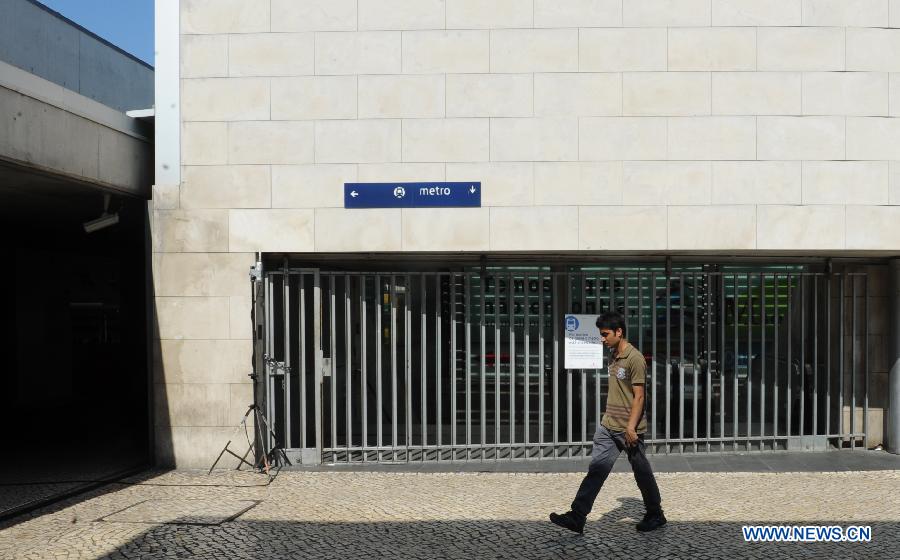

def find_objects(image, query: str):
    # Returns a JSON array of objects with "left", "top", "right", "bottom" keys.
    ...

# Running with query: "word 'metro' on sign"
[{"left": 344, "top": 182, "right": 481, "bottom": 208}]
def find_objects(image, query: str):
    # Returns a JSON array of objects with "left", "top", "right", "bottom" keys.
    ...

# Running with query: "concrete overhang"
[{"left": 0, "top": 59, "right": 152, "bottom": 199}]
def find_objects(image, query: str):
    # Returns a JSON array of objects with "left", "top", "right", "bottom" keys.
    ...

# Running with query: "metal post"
[
  {"left": 360, "top": 275, "right": 367, "bottom": 460},
  {"left": 345, "top": 275, "right": 352, "bottom": 457},
  {"left": 329, "top": 275, "right": 337, "bottom": 457},
  {"left": 732, "top": 274, "right": 738, "bottom": 451},
  {"left": 375, "top": 275, "right": 383, "bottom": 461},
  {"left": 566, "top": 275, "right": 573, "bottom": 457},
  {"left": 405, "top": 275, "right": 412, "bottom": 454},
  {"left": 451, "top": 274, "right": 458, "bottom": 455},
  {"left": 509, "top": 272, "right": 515, "bottom": 453},
  {"left": 747, "top": 273, "right": 752, "bottom": 451},
  {"left": 480, "top": 273, "right": 487, "bottom": 457},
  {"left": 679, "top": 273, "right": 685, "bottom": 454},
  {"left": 787, "top": 274, "right": 793, "bottom": 439},
  {"left": 539, "top": 273, "right": 546, "bottom": 458},
  {"left": 552, "top": 273, "right": 559, "bottom": 458},
  {"left": 421, "top": 275, "right": 428, "bottom": 457},
  {"left": 390, "top": 275, "right": 398, "bottom": 461},
  {"left": 284, "top": 265, "right": 292, "bottom": 450},
  {"left": 495, "top": 273, "right": 501, "bottom": 456},
  {"left": 581, "top": 273, "right": 587, "bottom": 452},
  {"left": 652, "top": 272, "right": 658, "bottom": 446},
  {"left": 760, "top": 273, "right": 766, "bottom": 448},
  {"left": 524, "top": 274, "right": 531, "bottom": 451},
  {"left": 465, "top": 274, "right": 473, "bottom": 461},
  {"left": 774, "top": 273, "right": 779, "bottom": 447},
  {"left": 313, "top": 272, "right": 323, "bottom": 463},
  {"left": 435, "top": 274, "right": 442, "bottom": 459},
  {"left": 300, "top": 273, "right": 307, "bottom": 449},
  {"left": 813, "top": 275, "right": 818, "bottom": 437},
  {"left": 888, "top": 260, "right": 900, "bottom": 454},
  {"left": 851, "top": 274, "right": 857, "bottom": 450}
]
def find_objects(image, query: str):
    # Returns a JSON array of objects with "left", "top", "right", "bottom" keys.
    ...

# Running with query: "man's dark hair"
[{"left": 596, "top": 311, "right": 627, "bottom": 337}]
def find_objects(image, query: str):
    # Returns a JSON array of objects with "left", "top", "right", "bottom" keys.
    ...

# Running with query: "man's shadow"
[
  {"left": 594, "top": 497, "right": 646, "bottom": 527},
  {"left": 545, "top": 497, "right": 649, "bottom": 546}
]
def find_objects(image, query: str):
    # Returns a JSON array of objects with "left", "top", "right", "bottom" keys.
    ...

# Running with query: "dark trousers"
[{"left": 570, "top": 424, "right": 662, "bottom": 521}]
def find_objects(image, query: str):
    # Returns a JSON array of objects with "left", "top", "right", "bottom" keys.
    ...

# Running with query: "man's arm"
[{"left": 625, "top": 383, "right": 645, "bottom": 446}]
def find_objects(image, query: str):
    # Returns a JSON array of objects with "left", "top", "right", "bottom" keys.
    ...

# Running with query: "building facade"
[{"left": 153, "top": 0, "right": 900, "bottom": 468}]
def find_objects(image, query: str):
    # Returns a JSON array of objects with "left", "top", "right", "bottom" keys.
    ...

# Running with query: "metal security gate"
[{"left": 254, "top": 265, "right": 870, "bottom": 464}]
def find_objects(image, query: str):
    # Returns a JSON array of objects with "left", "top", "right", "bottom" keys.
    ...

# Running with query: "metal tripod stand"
[{"left": 208, "top": 400, "right": 290, "bottom": 475}]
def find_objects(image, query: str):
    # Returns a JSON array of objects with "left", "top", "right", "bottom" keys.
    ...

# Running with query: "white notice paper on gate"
[{"left": 564, "top": 314, "right": 604, "bottom": 369}]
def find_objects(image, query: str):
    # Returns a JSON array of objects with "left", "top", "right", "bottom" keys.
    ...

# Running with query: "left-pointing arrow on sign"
[{"left": 351, "top": 191, "right": 359, "bottom": 197}]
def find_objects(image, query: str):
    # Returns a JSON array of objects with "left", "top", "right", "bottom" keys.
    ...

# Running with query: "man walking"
[{"left": 550, "top": 311, "right": 666, "bottom": 534}]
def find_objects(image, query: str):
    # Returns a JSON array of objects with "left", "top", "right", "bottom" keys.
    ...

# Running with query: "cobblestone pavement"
[{"left": 0, "top": 468, "right": 897, "bottom": 559}]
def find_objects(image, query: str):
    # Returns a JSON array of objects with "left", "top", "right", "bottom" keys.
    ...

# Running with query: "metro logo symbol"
[{"left": 344, "top": 182, "right": 481, "bottom": 208}]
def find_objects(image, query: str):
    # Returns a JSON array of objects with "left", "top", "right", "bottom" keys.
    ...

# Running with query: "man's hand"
[{"left": 625, "top": 427, "right": 639, "bottom": 447}]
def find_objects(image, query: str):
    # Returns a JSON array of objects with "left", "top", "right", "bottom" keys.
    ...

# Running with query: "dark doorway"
[{"left": 0, "top": 162, "right": 151, "bottom": 517}]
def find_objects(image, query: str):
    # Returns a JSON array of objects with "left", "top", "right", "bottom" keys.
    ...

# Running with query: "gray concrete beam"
[{"left": 0, "top": 61, "right": 151, "bottom": 198}]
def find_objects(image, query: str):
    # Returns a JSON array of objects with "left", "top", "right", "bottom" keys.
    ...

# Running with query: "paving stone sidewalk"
[{"left": 0, "top": 467, "right": 897, "bottom": 559}]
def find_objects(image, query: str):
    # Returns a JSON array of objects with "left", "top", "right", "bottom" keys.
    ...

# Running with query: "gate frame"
[{"left": 256, "top": 259, "right": 873, "bottom": 465}]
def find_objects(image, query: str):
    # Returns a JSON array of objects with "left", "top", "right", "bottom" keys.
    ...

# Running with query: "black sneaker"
[
  {"left": 636, "top": 511, "right": 667, "bottom": 532},
  {"left": 549, "top": 511, "right": 585, "bottom": 534}
]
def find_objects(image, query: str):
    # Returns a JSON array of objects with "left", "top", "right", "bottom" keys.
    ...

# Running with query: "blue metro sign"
[{"left": 344, "top": 182, "right": 481, "bottom": 209}]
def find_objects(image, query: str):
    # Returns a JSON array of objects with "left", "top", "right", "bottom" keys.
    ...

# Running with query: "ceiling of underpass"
[{"left": 0, "top": 159, "right": 125, "bottom": 228}]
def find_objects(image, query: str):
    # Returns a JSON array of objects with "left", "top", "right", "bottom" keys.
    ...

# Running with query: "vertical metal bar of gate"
[
  {"left": 679, "top": 272, "right": 685, "bottom": 454},
  {"left": 451, "top": 274, "right": 458, "bottom": 457},
  {"left": 405, "top": 274, "right": 412, "bottom": 455},
  {"left": 552, "top": 273, "right": 559, "bottom": 459},
  {"left": 360, "top": 276, "right": 367, "bottom": 460},
  {"left": 465, "top": 274, "right": 472, "bottom": 460},
  {"left": 436, "top": 274, "right": 442, "bottom": 460},
  {"left": 524, "top": 274, "right": 531, "bottom": 452},
  {"left": 509, "top": 272, "right": 516, "bottom": 455},
  {"left": 851, "top": 275, "right": 857, "bottom": 450},
  {"left": 265, "top": 274, "right": 274, "bottom": 450},
  {"left": 705, "top": 271, "right": 712, "bottom": 452},
  {"left": 666, "top": 273, "right": 671, "bottom": 453},
  {"left": 732, "top": 274, "right": 738, "bottom": 451},
  {"left": 800, "top": 275, "right": 806, "bottom": 438},
  {"left": 651, "top": 272, "right": 657, "bottom": 446},
  {"left": 375, "top": 274, "right": 383, "bottom": 461},
  {"left": 345, "top": 275, "right": 352, "bottom": 456},
  {"left": 581, "top": 273, "right": 587, "bottom": 452},
  {"left": 595, "top": 273, "right": 602, "bottom": 436},
  {"left": 838, "top": 274, "right": 844, "bottom": 445},
  {"left": 718, "top": 274, "right": 725, "bottom": 449},
  {"left": 786, "top": 273, "right": 793, "bottom": 440},
  {"left": 539, "top": 273, "right": 546, "bottom": 459},
  {"left": 421, "top": 276, "right": 427, "bottom": 458},
  {"left": 566, "top": 275, "right": 573, "bottom": 457},
  {"left": 300, "top": 273, "right": 307, "bottom": 449},
  {"left": 495, "top": 274, "right": 501, "bottom": 457},
  {"left": 691, "top": 272, "right": 700, "bottom": 453},
  {"left": 864, "top": 275, "right": 869, "bottom": 450},
  {"left": 760, "top": 272, "right": 766, "bottom": 449},
  {"left": 480, "top": 273, "right": 487, "bottom": 458},
  {"left": 390, "top": 275, "right": 398, "bottom": 461},
  {"left": 813, "top": 276, "right": 818, "bottom": 437},
  {"left": 329, "top": 276, "right": 337, "bottom": 457},
  {"left": 774, "top": 273, "right": 779, "bottom": 448},
  {"left": 826, "top": 274, "right": 831, "bottom": 446},
  {"left": 283, "top": 266, "right": 292, "bottom": 450},
  {"left": 747, "top": 273, "right": 752, "bottom": 451},
  {"left": 313, "top": 272, "right": 323, "bottom": 462}
]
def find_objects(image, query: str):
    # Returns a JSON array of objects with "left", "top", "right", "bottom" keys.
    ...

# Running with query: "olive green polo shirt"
[{"left": 600, "top": 342, "right": 648, "bottom": 434}]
